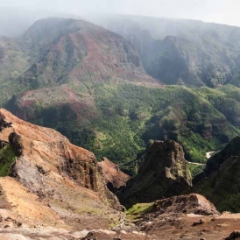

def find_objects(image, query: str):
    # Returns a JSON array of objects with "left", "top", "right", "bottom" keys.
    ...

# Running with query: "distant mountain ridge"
[
  {"left": 91, "top": 15, "right": 240, "bottom": 87},
  {"left": 17, "top": 17, "right": 156, "bottom": 89}
]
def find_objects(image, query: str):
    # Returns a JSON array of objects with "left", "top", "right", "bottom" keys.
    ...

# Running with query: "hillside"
[
  {"left": 194, "top": 136, "right": 240, "bottom": 212},
  {"left": 19, "top": 18, "right": 156, "bottom": 88},
  {"left": 3, "top": 11, "right": 240, "bottom": 240},
  {"left": 0, "top": 17, "right": 156, "bottom": 105},
  {"left": 0, "top": 36, "right": 28, "bottom": 84},
  {"left": 7, "top": 82, "right": 240, "bottom": 168},
  {"left": 91, "top": 15, "right": 240, "bottom": 87},
  {"left": 2, "top": 17, "right": 240, "bottom": 169}
]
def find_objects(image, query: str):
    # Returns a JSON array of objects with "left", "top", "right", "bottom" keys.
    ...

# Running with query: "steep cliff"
[
  {"left": 0, "top": 108, "right": 120, "bottom": 229},
  {"left": 118, "top": 140, "right": 192, "bottom": 208},
  {"left": 98, "top": 157, "right": 130, "bottom": 192}
]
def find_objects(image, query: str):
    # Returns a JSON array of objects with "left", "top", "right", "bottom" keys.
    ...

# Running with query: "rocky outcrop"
[
  {"left": 0, "top": 109, "right": 240, "bottom": 239},
  {"left": 127, "top": 195, "right": 240, "bottom": 240},
  {"left": 127, "top": 194, "right": 219, "bottom": 224},
  {"left": 98, "top": 157, "right": 130, "bottom": 192},
  {"left": 0, "top": 108, "right": 120, "bottom": 229},
  {"left": 153, "top": 194, "right": 219, "bottom": 216},
  {"left": 118, "top": 140, "right": 192, "bottom": 208}
]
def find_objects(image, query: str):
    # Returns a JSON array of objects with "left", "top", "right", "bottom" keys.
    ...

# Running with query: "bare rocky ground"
[
  {"left": 121, "top": 194, "right": 240, "bottom": 240},
  {"left": 0, "top": 211, "right": 240, "bottom": 239},
  {"left": 0, "top": 189, "right": 239, "bottom": 239},
  {"left": 138, "top": 212, "right": 240, "bottom": 240}
]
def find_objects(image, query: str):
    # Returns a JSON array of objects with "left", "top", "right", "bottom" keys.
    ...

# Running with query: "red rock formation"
[
  {"left": 0, "top": 108, "right": 120, "bottom": 229},
  {"left": 98, "top": 157, "right": 130, "bottom": 191}
]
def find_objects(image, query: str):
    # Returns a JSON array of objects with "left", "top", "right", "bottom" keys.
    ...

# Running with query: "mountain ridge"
[{"left": 91, "top": 14, "right": 240, "bottom": 87}]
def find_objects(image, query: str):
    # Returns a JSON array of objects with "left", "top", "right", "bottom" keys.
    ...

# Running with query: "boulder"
[{"left": 154, "top": 193, "right": 219, "bottom": 216}]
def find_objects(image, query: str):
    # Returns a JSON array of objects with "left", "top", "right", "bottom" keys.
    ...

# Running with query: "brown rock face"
[
  {"left": 118, "top": 140, "right": 192, "bottom": 208},
  {"left": 0, "top": 108, "right": 120, "bottom": 229},
  {"left": 0, "top": 108, "right": 100, "bottom": 191},
  {"left": 98, "top": 157, "right": 130, "bottom": 191},
  {"left": 154, "top": 194, "right": 219, "bottom": 216}
]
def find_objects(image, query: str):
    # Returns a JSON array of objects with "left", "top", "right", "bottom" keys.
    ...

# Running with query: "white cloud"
[{"left": 0, "top": 0, "right": 240, "bottom": 26}]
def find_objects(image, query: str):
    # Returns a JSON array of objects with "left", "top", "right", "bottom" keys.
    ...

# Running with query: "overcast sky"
[{"left": 0, "top": 0, "right": 240, "bottom": 27}]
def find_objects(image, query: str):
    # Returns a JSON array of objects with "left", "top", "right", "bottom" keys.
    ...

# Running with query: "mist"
[{"left": 0, "top": 0, "right": 240, "bottom": 37}]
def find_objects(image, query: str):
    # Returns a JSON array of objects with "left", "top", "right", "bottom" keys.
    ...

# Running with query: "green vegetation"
[
  {"left": 188, "top": 163, "right": 205, "bottom": 178},
  {"left": 2, "top": 18, "right": 240, "bottom": 172},
  {"left": 0, "top": 145, "right": 16, "bottom": 177},
  {"left": 126, "top": 202, "right": 154, "bottom": 220},
  {"left": 196, "top": 156, "right": 240, "bottom": 212},
  {"left": 4, "top": 82, "right": 240, "bottom": 169},
  {"left": 88, "top": 83, "right": 240, "bottom": 164}
]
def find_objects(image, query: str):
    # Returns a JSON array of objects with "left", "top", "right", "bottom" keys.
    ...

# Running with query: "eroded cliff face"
[
  {"left": 118, "top": 140, "right": 192, "bottom": 208},
  {"left": 98, "top": 157, "right": 130, "bottom": 192},
  {"left": 0, "top": 108, "right": 120, "bottom": 229}
]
